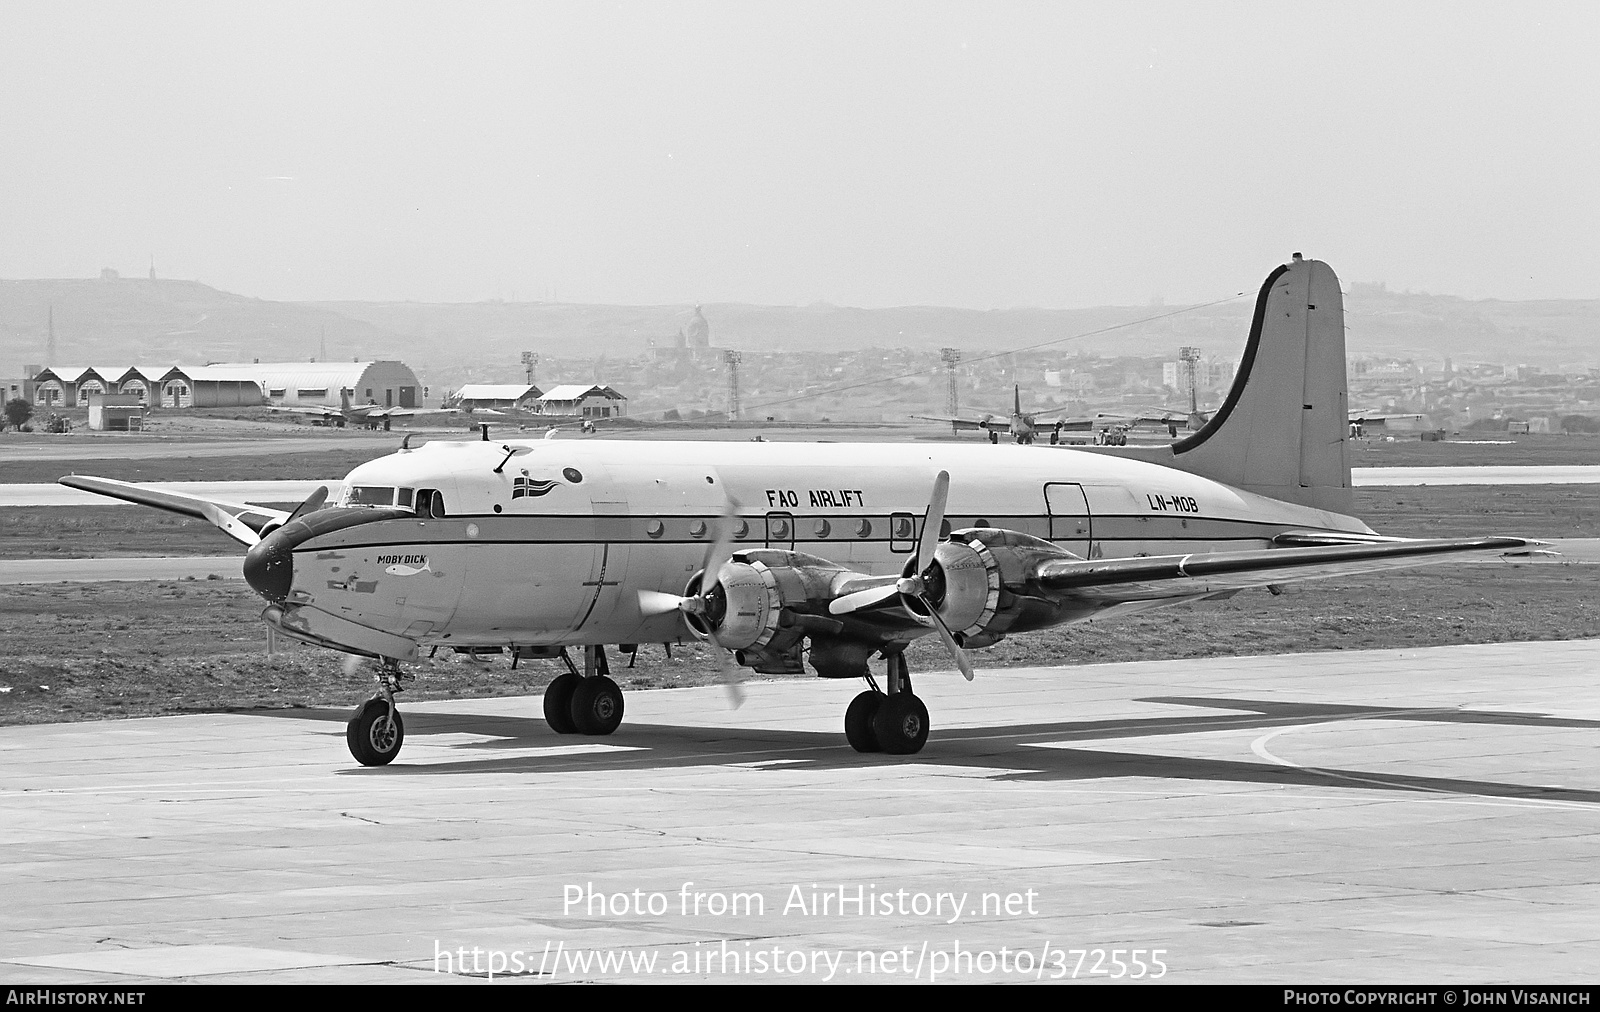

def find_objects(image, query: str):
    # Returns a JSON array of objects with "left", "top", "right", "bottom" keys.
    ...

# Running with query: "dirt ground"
[{"left": 1, "top": 566, "right": 1594, "bottom": 726}]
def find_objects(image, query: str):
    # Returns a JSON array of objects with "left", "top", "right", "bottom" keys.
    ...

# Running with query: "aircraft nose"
[{"left": 243, "top": 530, "right": 293, "bottom": 602}]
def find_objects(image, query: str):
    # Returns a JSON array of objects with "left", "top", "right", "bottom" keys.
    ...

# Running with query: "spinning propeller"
[
  {"left": 827, "top": 470, "right": 975, "bottom": 681},
  {"left": 637, "top": 497, "right": 747, "bottom": 708}
]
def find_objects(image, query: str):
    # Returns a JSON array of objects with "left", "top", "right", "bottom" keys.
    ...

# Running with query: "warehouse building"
[{"left": 454, "top": 383, "right": 542, "bottom": 411}]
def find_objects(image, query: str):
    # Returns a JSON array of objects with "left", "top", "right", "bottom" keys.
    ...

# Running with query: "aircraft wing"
[
  {"left": 1349, "top": 411, "right": 1426, "bottom": 423},
  {"left": 913, "top": 415, "right": 994, "bottom": 432},
  {"left": 58, "top": 475, "right": 294, "bottom": 546},
  {"left": 1032, "top": 536, "right": 1536, "bottom": 602},
  {"left": 267, "top": 404, "right": 341, "bottom": 418}
]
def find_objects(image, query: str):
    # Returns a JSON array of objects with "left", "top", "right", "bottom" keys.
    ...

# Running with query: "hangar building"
[{"left": 19, "top": 362, "right": 423, "bottom": 410}]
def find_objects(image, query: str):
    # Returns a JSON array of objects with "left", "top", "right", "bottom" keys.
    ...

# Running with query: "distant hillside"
[
  {"left": 0, "top": 277, "right": 405, "bottom": 373},
  {"left": 4, "top": 273, "right": 1598, "bottom": 388}
]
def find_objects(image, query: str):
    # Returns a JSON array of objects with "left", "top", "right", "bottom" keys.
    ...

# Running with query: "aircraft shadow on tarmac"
[{"left": 243, "top": 698, "right": 1600, "bottom": 806}]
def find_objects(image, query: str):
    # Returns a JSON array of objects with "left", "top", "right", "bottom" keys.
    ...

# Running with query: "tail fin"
[
  {"left": 1014, "top": 384, "right": 1021, "bottom": 416},
  {"left": 1097, "top": 256, "right": 1352, "bottom": 514}
]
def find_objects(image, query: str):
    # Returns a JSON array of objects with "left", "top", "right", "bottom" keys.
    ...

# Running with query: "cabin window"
[
  {"left": 890, "top": 512, "right": 917, "bottom": 553},
  {"left": 689, "top": 520, "right": 707, "bottom": 538},
  {"left": 813, "top": 519, "right": 831, "bottom": 538},
  {"left": 855, "top": 518, "right": 872, "bottom": 538},
  {"left": 646, "top": 519, "right": 664, "bottom": 539}
]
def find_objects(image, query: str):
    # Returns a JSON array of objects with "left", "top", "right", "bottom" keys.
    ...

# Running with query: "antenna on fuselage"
[
  {"left": 479, "top": 422, "right": 490, "bottom": 441},
  {"left": 493, "top": 444, "right": 516, "bottom": 474}
]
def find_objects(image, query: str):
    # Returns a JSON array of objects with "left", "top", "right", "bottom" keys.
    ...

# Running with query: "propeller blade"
[
  {"left": 637, "top": 590, "right": 687, "bottom": 616},
  {"left": 713, "top": 641, "right": 746, "bottom": 709},
  {"left": 914, "top": 470, "right": 950, "bottom": 572},
  {"left": 919, "top": 594, "right": 975, "bottom": 681},
  {"left": 198, "top": 502, "right": 261, "bottom": 547},
  {"left": 285, "top": 485, "right": 329, "bottom": 524},
  {"left": 701, "top": 495, "right": 742, "bottom": 587},
  {"left": 341, "top": 653, "right": 364, "bottom": 677},
  {"left": 828, "top": 583, "right": 900, "bottom": 615}
]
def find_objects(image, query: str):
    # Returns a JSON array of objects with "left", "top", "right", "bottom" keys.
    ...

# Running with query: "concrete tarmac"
[{"left": 2, "top": 639, "right": 1598, "bottom": 984}]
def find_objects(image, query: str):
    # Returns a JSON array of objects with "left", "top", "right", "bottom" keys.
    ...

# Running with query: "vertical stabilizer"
[{"left": 1092, "top": 256, "right": 1352, "bottom": 514}]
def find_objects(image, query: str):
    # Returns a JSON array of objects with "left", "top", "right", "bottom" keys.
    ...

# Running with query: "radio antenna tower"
[
  {"left": 521, "top": 350, "right": 539, "bottom": 386},
  {"left": 1179, "top": 346, "right": 1202, "bottom": 415},
  {"left": 724, "top": 350, "right": 743, "bottom": 422},
  {"left": 940, "top": 347, "right": 962, "bottom": 415}
]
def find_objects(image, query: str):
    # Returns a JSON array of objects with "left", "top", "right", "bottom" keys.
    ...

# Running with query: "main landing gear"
[
  {"left": 844, "top": 652, "right": 929, "bottom": 755},
  {"left": 543, "top": 645, "right": 625, "bottom": 736},
  {"left": 347, "top": 659, "right": 411, "bottom": 766}
]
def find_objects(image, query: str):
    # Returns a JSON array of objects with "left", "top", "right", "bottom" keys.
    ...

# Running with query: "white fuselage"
[{"left": 287, "top": 439, "right": 1372, "bottom": 649}]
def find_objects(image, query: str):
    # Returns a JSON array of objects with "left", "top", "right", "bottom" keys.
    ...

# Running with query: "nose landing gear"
[{"left": 347, "top": 660, "right": 411, "bottom": 766}]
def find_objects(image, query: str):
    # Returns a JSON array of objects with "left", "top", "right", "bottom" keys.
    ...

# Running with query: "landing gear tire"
[
  {"left": 570, "top": 676, "right": 624, "bottom": 736},
  {"left": 844, "top": 690, "right": 884, "bottom": 753},
  {"left": 347, "top": 698, "right": 405, "bottom": 766},
  {"left": 873, "top": 692, "right": 929, "bottom": 755},
  {"left": 543, "top": 672, "right": 581, "bottom": 734}
]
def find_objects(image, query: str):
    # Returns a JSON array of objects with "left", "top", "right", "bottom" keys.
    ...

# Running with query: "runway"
[
  {"left": 2, "top": 639, "right": 1598, "bottom": 984},
  {"left": 3, "top": 465, "right": 1599, "bottom": 508},
  {"left": 0, "top": 556, "right": 244, "bottom": 583}
]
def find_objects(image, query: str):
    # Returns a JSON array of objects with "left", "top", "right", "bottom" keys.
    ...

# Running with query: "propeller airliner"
[{"left": 62, "top": 257, "right": 1535, "bottom": 766}]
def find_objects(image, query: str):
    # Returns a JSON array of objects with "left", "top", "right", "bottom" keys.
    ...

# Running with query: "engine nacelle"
[
  {"left": 926, "top": 539, "right": 1002, "bottom": 638},
  {"left": 685, "top": 560, "right": 784, "bottom": 651}
]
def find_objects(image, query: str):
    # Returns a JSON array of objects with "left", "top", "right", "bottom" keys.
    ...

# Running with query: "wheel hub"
[{"left": 369, "top": 716, "right": 398, "bottom": 752}]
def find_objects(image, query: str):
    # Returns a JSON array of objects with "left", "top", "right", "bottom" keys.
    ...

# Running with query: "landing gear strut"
[
  {"left": 543, "top": 645, "right": 625, "bottom": 736},
  {"left": 347, "top": 659, "right": 410, "bottom": 766},
  {"left": 845, "top": 652, "right": 929, "bottom": 755}
]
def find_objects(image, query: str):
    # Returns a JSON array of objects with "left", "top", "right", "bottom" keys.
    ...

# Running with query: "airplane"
[
  {"left": 916, "top": 385, "right": 1085, "bottom": 444},
  {"left": 61, "top": 256, "right": 1537, "bottom": 767},
  {"left": 1347, "top": 411, "right": 1429, "bottom": 437},
  {"left": 269, "top": 389, "right": 438, "bottom": 430},
  {"left": 921, "top": 388, "right": 1204, "bottom": 445}
]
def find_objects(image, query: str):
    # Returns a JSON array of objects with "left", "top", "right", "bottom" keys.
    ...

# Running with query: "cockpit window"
[
  {"left": 397, "top": 487, "right": 414, "bottom": 508},
  {"left": 415, "top": 488, "right": 445, "bottom": 518},
  {"left": 347, "top": 485, "right": 398, "bottom": 506}
]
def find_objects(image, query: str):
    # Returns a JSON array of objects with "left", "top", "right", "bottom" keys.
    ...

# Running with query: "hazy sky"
[{"left": 2, "top": 2, "right": 1596, "bottom": 308}]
